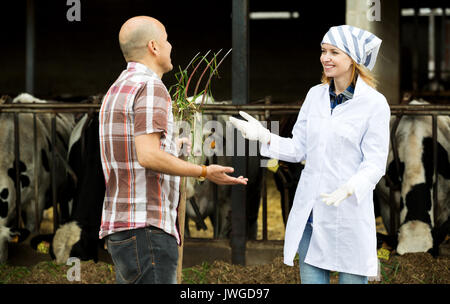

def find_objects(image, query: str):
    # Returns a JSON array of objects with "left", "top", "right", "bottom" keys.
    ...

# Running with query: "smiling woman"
[
  {"left": 229, "top": 24, "right": 389, "bottom": 284},
  {"left": 320, "top": 44, "right": 354, "bottom": 93},
  {"left": 320, "top": 44, "right": 378, "bottom": 93}
]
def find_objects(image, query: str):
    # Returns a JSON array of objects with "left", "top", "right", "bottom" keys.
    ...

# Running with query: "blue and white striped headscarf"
[{"left": 321, "top": 25, "right": 382, "bottom": 71}]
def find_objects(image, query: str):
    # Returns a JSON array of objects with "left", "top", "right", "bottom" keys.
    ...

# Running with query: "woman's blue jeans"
[
  {"left": 297, "top": 222, "right": 368, "bottom": 284},
  {"left": 106, "top": 226, "right": 178, "bottom": 284}
]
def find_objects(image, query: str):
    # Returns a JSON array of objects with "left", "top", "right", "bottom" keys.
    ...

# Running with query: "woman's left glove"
[
  {"left": 229, "top": 111, "right": 271, "bottom": 145},
  {"left": 320, "top": 182, "right": 355, "bottom": 207}
]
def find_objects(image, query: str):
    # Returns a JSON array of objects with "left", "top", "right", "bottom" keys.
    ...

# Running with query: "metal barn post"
[
  {"left": 26, "top": 0, "right": 35, "bottom": 94},
  {"left": 176, "top": 176, "right": 187, "bottom": 283},
  {"left": 13, "top": 114, "right": 22, "bottom": 229},
  {"left": 432, "top": 115, "right": 439, "bottom": 229},
  {"left": 412, "top": 1, "right": 419, "bottom": 91},
  {"left": 262, "top": 97, "right": 272, "bottom": 241},
  {"left": 438, "top": 6, "right": 447, "bottom": 84},
  {"left": 51, "top": 114, "right": 59, "bottom": 231},
  {"left": 33, "top": 114, "right": 40, "bottom": 232},
  {"left": 231, "top": 0, "right": 249, "bottom": 265}
]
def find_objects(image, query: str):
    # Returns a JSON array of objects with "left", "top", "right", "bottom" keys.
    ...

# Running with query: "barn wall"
[{"left": 346, "top": 0, "right": 401, "bottom": 104}]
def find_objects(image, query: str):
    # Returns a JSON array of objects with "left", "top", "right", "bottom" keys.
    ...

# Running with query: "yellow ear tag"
[
  {"left": 267, "top": 159, "right": 279, "bottom": 173},
  {"left": 37, "top": 241, "right": 50, "bottom": 254},
  {"left": 210, "top": 140, "right": 216, "bottom": 149},
  {"left": 10, "top": 235, "right": 19, "bottom": 243},
  {"left": 377, "top": 248, "right": 390, "bottom": 260}
]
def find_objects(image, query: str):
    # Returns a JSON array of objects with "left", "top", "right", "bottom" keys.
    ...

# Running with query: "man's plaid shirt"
[{"left": 98, "top": 62, "right": 180, "bottom": 244}]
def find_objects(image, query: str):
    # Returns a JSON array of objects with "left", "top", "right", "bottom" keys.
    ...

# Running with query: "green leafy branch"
[{"left": 169, "top": 49, "right": 232, "bottom": 124}]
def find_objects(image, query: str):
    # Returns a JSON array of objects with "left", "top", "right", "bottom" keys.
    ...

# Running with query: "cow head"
[
  {"left": 0, "top": 174, "right": 16, "bottom": 263},
  {"left": 0, "top": 218, "right": 11, "bottom": 263},
  {"left": 393, "top": 124, "right": 434, "bottom": 254},
  {"left": 186, "top": 95, "right": 215, "bottom": 164},
  {"left": 389, "top": 101, "right": 450, "bottom": 254},
  {"left": 397, "top": 220, "right": 433, "bottom": 254},
  {"left": 52, "top": 221, "right": 82, "bottom": 264},
  {"left": 0, "top": 182, "right": 14, "bottom": 220}
]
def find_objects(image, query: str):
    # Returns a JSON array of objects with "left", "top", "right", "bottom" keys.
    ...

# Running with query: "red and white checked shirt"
[{"left": 98, "top": 62, "right": 180, "bottom": 244}]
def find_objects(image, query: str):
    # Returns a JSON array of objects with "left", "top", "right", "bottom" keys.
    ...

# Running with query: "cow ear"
[
  {"left": 30, "top": 234, "right": 55, "bottom": 250},
  {"left": 17, "top": 229, "right": 30, "bottom": 242},
  {"left": 9, "top": 228, "right": 30, "bottom": 243}
]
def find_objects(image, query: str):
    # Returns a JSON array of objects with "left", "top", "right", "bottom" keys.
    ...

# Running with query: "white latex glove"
[
  {"left": 320, "top": 182, "right": 355, "bottom": 207},
  {"left": 229, "top": 111, "right": 271, "bottom": 145},
  {"left": 175, "top": 134, "right": 192, "bottom": 157}
]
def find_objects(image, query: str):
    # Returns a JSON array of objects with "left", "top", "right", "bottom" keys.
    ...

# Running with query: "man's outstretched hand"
[{"left": 206, "top": 165, "right": 248, "bottom": 185}]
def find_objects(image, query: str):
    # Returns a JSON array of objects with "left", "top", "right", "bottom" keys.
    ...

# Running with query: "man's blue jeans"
[
  {"left": 106, "top": 226, "right": 178, "bottom": 284},
  {"left": 297, "top": 222, "right": 368, "bottom": 284}
]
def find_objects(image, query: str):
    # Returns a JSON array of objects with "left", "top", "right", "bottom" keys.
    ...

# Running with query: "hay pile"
[{"left": 183, "top": 251, "right": 449, "bottom": 284}]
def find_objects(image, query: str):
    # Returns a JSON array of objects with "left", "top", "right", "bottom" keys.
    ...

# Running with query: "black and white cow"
[
  {"left": 184, "top": 96, "right": 263, "bottom": 239},
  {"left": 0, "top": 93, "right": 74, "bottom": 263},
  {"left": 375, "top": 100, "right": 450, "bottom": 256},
  {"left": 31, "top": 112, "right": 106, "bottom": 264},
  {"left": 184, "top": 97, "right": 233, "bottom": 238}
]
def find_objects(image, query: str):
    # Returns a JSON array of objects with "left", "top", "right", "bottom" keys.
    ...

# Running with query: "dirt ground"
[
  {"left": 0, "top": 173, "right": 449, "bottom": 284},
  {"left": 1, "top": 248, "right": 448, "bottom": 284},
  {"left": 182, "top": 252, "right": 450, "bottom": 284}
]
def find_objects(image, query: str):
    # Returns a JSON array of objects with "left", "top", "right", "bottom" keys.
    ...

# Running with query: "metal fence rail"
[
  {"left": 0, "top": 101, "right": 449, "bottom": 245},
  {"left": 2, "top": 101, "right": 450, "bottom": 114}
]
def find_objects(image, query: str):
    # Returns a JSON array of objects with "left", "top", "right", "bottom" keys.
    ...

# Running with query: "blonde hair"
[{"left": 321, "top": 59, "right": 378, "bottom": 89}]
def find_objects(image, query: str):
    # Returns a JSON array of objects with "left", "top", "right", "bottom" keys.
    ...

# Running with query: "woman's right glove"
[{"left": 229, "top": 111, "right": 271, "bottom": 145}]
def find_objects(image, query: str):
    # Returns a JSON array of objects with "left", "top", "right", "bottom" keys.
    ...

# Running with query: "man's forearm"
[
  {"left": 135, "top": 133, "right": 247, "bottom": 185},
  {"left": 139, "top": 148, "right": 202, "bottom": 178}
]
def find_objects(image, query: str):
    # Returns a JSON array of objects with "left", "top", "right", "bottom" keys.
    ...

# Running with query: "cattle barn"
[{"left": 0, "top": 0, "right": 449, "bottom": 277}]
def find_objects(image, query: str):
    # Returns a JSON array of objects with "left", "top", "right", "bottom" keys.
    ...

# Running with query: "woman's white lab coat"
[{"left": 260, "top": 77, "right": 390, "bottom": 276}]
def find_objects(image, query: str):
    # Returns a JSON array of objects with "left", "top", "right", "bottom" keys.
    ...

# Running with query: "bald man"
[{"left": 98, "top": 16, "right": 247, "bottom": 284}]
